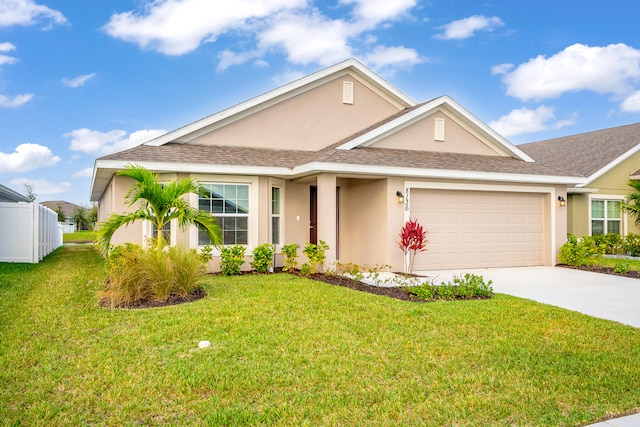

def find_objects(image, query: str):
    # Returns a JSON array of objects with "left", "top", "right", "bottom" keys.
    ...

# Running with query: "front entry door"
[{"left": 310, "top": 186, "right": 317, "bottom": 244}]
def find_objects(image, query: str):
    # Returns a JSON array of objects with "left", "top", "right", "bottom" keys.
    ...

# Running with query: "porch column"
[{"left": 316, "top": 173, "right": 337, "bottom": 268}]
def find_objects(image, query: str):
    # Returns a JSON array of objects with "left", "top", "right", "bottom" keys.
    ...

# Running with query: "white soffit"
[{"left": 144, "top": 58, "right": 416, "bottom": 147}]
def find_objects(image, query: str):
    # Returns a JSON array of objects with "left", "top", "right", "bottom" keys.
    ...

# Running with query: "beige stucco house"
[
  {"left": 90, "top": 59, "right": 584, "bottom": 272},
  {"left": 520, "top": 122, "right": 640, "bottom": 238}
]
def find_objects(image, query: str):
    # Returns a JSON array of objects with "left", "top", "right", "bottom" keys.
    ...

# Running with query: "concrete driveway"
[{"left": 414, "top": 266, "right": 640, "bottom": 328}]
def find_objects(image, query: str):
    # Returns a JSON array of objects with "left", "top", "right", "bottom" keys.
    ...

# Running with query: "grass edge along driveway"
[{"left": 0, "top": 246, "right": 639, "bottom": 426}]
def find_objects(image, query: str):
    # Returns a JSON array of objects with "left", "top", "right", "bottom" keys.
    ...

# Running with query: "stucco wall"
[
  {"left": 370, "top": 111, "right": 500, "bottom": 156},
  {"left": 188, "top": 74, "right": 401, "bottom": 151}
]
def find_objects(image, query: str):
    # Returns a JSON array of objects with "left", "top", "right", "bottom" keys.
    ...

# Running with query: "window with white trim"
[
  {"left": 198, "top": 183, "right": 249, "bottom": 245},
  {"left": 152, "top": 222, "right": 171, "bottom": 244},
  {"left": 271, "top": 186, "right": 281, "bottom": 245},
  {"left": 591, "top": 199, "right": 621, "bottom": 235}
]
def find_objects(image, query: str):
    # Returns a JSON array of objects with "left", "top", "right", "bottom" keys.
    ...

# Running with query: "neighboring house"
[
  {"left": 91, "top": 59, "right": 584, "bottom": 272},
  {"left": 0, "top": 184, "right": 30, "bottom": 203},
  {"left": 41, "top": 200, "right": 82, "bottom": 233},
  {"left": 520, "top": 122, "right": 640, "bottom": 238}
]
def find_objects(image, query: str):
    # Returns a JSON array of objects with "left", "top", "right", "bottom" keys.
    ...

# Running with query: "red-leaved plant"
[{"left": 398, "top": 218, "right": 428, "bottom": 274}]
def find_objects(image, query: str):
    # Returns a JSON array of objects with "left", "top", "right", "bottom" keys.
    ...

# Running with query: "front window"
[
  {"left": 591, "top": 199, "right": 621, "bottom": 235},
  {"left": 271, "top": 187, "right": 281, "bottom": 245},
  {"left": 198, "top": 183, "right": 249, "bottom": 245},
  {"left": 152, "top": 221, "right": 171, "bottom": 244}
]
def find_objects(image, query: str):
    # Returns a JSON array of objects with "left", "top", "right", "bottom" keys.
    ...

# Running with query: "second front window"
[{"left": 199, "top": 183, "right": 249, "bottom": 245}]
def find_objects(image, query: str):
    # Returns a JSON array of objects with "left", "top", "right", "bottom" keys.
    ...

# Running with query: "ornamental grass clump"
[
  {"left": 99, "top": 241, "right": 206, "bottom": 308},
  {"left": 398, "top": 218, "right": 428, "bottom": 274}
]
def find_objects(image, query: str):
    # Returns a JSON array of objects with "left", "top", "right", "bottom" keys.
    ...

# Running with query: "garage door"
[{"left": 411, "top": 189, "right": 545, "bottom": 270}]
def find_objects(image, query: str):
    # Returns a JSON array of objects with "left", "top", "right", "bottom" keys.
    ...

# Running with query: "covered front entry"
[{"left": 411, "top": 188, "right": 547, "bottom": 270}]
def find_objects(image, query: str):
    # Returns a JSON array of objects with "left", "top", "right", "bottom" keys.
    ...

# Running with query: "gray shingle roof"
[
  {"left": 99, "top": 142, "right": 570, "bottom": 177},
  {"left": 519, "top": 122, "right": 640, "bottom": 178}
]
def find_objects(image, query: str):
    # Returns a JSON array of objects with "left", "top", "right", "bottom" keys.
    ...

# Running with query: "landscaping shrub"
[
  {"left": 623, "top": 233, "right": 640, "bottom": 257},
  {"left": 558, "top": 233, "right": 605, "bottom": 266},
  {"left": 591, "top": 233, "right": 625, "bottom": 255},
  {"left": 251, "top": 243, "right": 275, "bottom": 273},
  {"left": 282, "top": 243, "right": 299, "bottom": 272},
  {"left": 100, "top": 242, "right": 206, "bottom": 307},
  {"left": 398, "top": 218, "right": 428, "bottom": 274},
  {"left": 301, "top": 240, "right": 329, "bottom": 275},
  {"left": 220, "top": 245, "right": 246, "bottom": 276},
  {"left": 407, "top": 273, "right": 493, "bottom": 301}
]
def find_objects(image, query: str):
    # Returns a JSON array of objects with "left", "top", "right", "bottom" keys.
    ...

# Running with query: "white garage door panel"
[{"left": 412, "top": 189, "right": 544, "bottom": 270}]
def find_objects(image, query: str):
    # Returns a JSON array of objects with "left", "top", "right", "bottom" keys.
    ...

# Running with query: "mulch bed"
[
  {"left": 301, "top": 272, "right": 422, "bottom": 302},
  {"left": 99, "top": 287, "right": 207, "bottom": 309},
  {"left": 558, "top": 264, "right": 640, "bottom": 279}
]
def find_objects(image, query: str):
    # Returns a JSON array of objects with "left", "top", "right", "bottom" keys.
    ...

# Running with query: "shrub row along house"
[{"left": 91, "top": 58, "right": 606, "bottom": 272}]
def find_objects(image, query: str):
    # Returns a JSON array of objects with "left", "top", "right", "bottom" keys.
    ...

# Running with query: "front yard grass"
[
  {"left": 1, "top": 247, "right": 639, "bottom": 426},
  {"left": 63, "top": 230, "right": 95, "bottom": 243}
]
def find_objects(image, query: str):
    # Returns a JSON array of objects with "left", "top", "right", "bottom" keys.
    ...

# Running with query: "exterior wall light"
[
  {"left": 396, "top": 190, "right": 404, "bottom": 204},
  {"left": 558, "top": 195, "right": 566, "bottom": 207}
]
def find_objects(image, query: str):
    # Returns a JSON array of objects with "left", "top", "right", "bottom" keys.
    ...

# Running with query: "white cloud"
[
  {"left": 0, "top": 143, "right": 60, "bottom": 172},
  {"left": 489, "top": 106, "right": 574, "bottom": 138},
  {"left": 500, "top": 43, "right": 640, "bottom": 102},
  {"left": 73, "top": 167, "right": 94, "bottom": 178},
  {"left": 341, "top": 0, "right": 416, "bottom": 27},
  {"left": 258, "top": 11, "right": 352, "bottom": 66},
  {"left": 621, "top": 90, "right": 640, "bottom": 112},
  {"left": 103, "top": 0, "right": 305, "bottom": 56},
  {"left": 9, "top": 178, "right": 71, "bottom": 195},
  {"left": 0, "top": 0, "right": 67, "bottom": 28},
  {"left": 66, "top": 128, "right": 167, "bottom": 156},
  {"left": 62, "top": 73, "right": 96, "bottom": 88},
  {"left": 0, "top": 93, "right": 33, "bottom": 107},
  {"left": 491, "top": 63, "right": 513, "bottom": 75},
  {"left": 361, "top": 45, "right": 426, "bottom": 73},
  {"left": 0, "top": 41, "right": 16, "bottom": 65},
  {"left": 104, "top": 0, "right": 423, "bottom": 73},
  {"left": 434, "top": 15, "right": 503, "bottom": 40}
]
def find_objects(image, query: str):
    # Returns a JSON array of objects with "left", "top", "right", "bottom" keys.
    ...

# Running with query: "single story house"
[
  {"left": 40, "top": 200, "right": 83, "bottom": 233},
  {"left": 0, "top": 184, "right": 30, "bottom": 203},
  {"left": 520, "top": 122, "right": 640, "bottom": 237},
  {"left": 91, "top": 59, "right": 584, "bottom": 272}
]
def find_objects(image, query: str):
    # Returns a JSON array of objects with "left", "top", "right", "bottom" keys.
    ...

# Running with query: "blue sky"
[{"left": 1, "top": 0, "right": 640, "bottom": 206}]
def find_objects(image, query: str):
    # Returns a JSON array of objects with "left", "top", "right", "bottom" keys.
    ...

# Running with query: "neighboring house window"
[
  {"left": 198, "top": 183, "right": 249, "bottom": 245},
  {"left": 271, "top": 186, "right": 281, "bottom": 245},
  {"left": 591, "top": 199, "right": 621, "bottom": 235}
]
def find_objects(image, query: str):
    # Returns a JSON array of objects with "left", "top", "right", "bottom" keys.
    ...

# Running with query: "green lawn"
[
  {"left": 63, "top": 230, "right": 95, "bottom": 243},
  {"left": 1, "top": 247, "right": 639, "bottom": 426}
]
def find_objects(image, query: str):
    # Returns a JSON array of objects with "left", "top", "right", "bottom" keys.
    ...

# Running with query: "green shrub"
[
  {"left": 220, "top": 245, "right": 246, "bottom": 276},
  {"left": 624, "top": 233, "right": 640, "bottom": 257},
  {"left": 282, "top": 243, "right": 299, "bottom": 272},
  {"left": 559, "top": 233, "right": 605, "bottom": 266},
  {"left": 591, "top": 233, "right": 625, "bottom": 255},
  {"left": 614, "top": 261, "right": 631, "bottom": 274},
  {"left": 407, "top": 273, "right": 493, "bottom": 301},
  {"left": 251, "top": 243, "right": 276, "bottom": 273},
  {"left": 301, "top": 240, "right": 329, "bottom": 275},
  {"left": 100, "top": 242, "right": 206, "bottom": 307}
]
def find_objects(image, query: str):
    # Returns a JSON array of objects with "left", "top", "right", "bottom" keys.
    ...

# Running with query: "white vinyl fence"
[{"left": 0, "top": 202, "right": 63, "bottom": 263}]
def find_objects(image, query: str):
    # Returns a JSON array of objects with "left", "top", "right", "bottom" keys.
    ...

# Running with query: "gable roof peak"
[{"left": 144, "top": 58, "right": 417, "bottom": 148}]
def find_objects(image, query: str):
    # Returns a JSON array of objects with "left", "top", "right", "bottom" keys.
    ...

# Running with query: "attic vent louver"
[
  {"left": 343, "top": 81, "right": 354, "bottom": 104},
  {"left": 434, "top": 117, "right": 445, "bottom": 141}
]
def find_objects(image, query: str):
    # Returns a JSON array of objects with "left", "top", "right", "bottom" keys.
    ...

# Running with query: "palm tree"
[
  {"left": 619, "top": 180, "right": 640, "bottom": 227},
  {"left": 97, "top": 164, "right": 222, "bottom": 254}
]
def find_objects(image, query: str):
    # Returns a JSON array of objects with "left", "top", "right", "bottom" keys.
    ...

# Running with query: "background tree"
[
  {"left": 619, "top": 180, "right": 640, "bottom": 227},
  {"left": 55, "top": 203, "right": 66, "bottom": 223},
  {"left": 73, "top": 206, "right": 89, "bottom": 230},
  {"left": 97, "top": 164, "right": 222, "bottom": 254},
  {"left": 23, "top": 183, "right": 37, "bottom": 202},
  {"left": 87, "top": 204, "right": 98, "bottom": 230}
]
